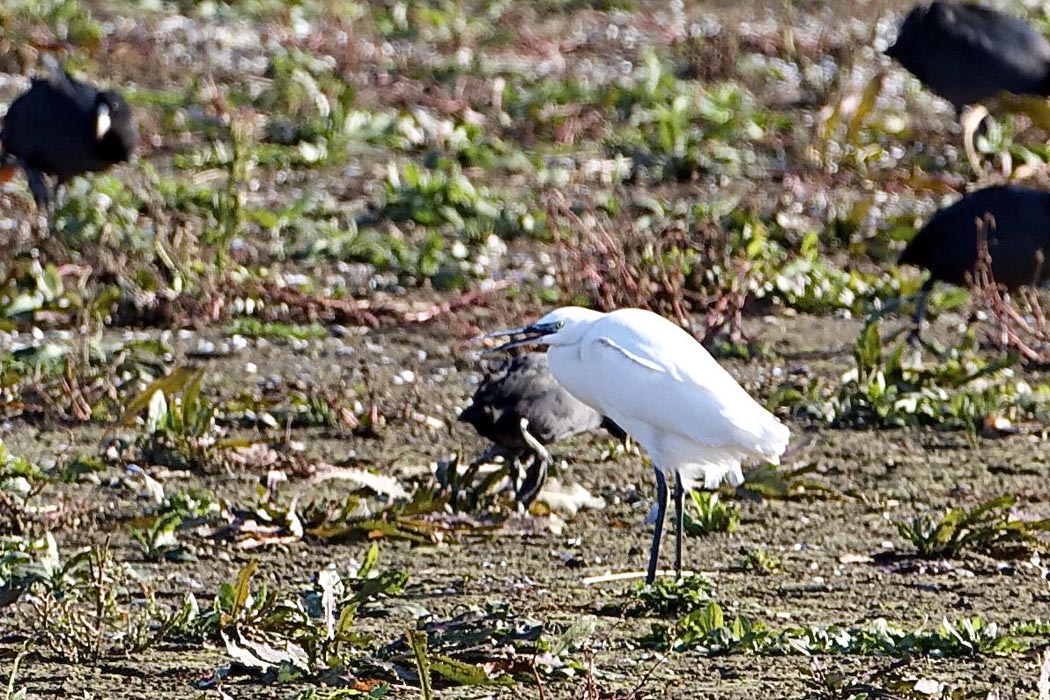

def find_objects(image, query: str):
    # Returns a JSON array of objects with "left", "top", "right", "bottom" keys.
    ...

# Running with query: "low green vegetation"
[
  {"left": 774, "top": 319, "right": 1050, "bottom": 433},
  {"left": 647, "top": 602, "right": 1026, "bottom": 657},
  {"left": 2, "top": 0, "right": 1049, "bottom": 696},
  {"left": 684, "top": 491, "right": 740, "bottom": 536},
  {"left": 629, "top": 573, "right": 713, "bottom": 616},
  {"left": 896, "top": 495, "right": 1050, "bottom": 559}
]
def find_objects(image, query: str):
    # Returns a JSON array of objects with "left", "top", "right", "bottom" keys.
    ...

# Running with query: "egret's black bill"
[{"left": 483, "top": 321, "right": 560, "bottom": 353}]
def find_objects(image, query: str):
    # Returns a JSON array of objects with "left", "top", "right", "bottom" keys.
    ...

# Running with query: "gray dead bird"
[
  {"left": 459, "top": 352, "right": 624, "bottom": 506},
  {"left": 0, "top": 57, "right": 138, "bottom": 216},
  {"left": 899, "top": 184, "right": 1050, "bottom": 340},
  {"left": 886, "top": 2, "right": 1050, "bottom": 114}
]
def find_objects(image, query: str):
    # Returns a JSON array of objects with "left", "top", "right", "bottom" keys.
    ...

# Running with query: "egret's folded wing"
[
  {"left": 596, "top": 337, "right": 665, "bottom": 372},
  {"left": 586, "top": 335, "right": 788, "bottom": 459}
]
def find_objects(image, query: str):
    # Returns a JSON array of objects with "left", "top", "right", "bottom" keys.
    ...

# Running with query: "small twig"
[
  {"left": 969, "top": 214, "right": 1050, "bottom": 362},
  {"left": 583, "top": 652, "right": 598, "bottom": 700},
  {"left": 93, "top": 537, "right": 111, "bottom": 660},
  {"left": 4, "top": 643, "right": 32, "bottom": 699},
  {"left": 531, "top": 659, "right": 547, "bottom": 700},
  {"left": 622, "top": 652, "right": 667, "bottom": 700}
]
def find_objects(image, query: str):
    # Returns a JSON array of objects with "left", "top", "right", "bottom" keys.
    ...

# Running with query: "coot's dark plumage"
[
  {"left": 900, "top": 184, "right": 1050, "bottom": 336},
  {"left": 886, "top": 2, "right": 1050, "bottom": 112},
  {"left": 459, "top": 352, "right": 623, "bottom": 505},
  {"left": 1, "top": 58, "right": 138, "bottom": 213}
]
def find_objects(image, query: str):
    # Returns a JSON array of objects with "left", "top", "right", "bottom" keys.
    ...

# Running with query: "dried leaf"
[{"left": 309, "top": 464, "right": 409, "bottom": 499}]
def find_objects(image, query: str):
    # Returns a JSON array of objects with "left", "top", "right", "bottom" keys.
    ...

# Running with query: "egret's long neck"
[{"left": 546, "top": 344, "right": 599, "bottom": 410}]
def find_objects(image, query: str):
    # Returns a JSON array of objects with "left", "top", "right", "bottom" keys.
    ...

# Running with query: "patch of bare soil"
[{"left": 3, "top": 312, "right": 1048, "bottom": 698}]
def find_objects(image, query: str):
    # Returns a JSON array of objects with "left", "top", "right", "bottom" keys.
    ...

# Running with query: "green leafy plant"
[
  {"left": 615, "top": 78, "right": 770, "bottom": 181},
  {"left": 224, "top": 317, "right": 327, "bottom": 340},
  {"left": 129, "top": 510, "right": 194, "bottom": 562},
  {"left": 173, "top": 545, "right": 406, "bottom": 664},
  {"left": 647, "top": 601, "right": 768, "bottom": 653},
  {"left": 646, "top": 608, "right": 1025, "bottom": 657},
  {"left": 684, "top": 491, "right": 739, "bottom": 536},
  {"left": 0, "top": 444, "right": 51, "bottom": 535},
  {"left": 15, "top": 539, "right": 180, "bottom": 661},
  {"left": 738, "top": 463, "right": 834, "bottom": 501},
  {"left": 408, "top": 629, "right": 435, "bottom": 700},
  {"left": 120, "top": 366, "right": 224, "bottom": 471},
  {"left": 734, "top": 546, "right": 782, "bottom": 575},
  {"left": 257, "top": 46, "right": 355, "bottom": 149},
  {"left": 0, "top": 337, "right": 172, "bottom": 422},
  {"left": 896, "top": 495, "right": 1050, "bottom": 559},
  {"left": 398, "top": 603, "right": 530, "bottom": 688},
  {"left": 776, "top": 616, "right": 1025, "bottom": 657},
  {"left": 774, "top": 319, "right": 1050, "bottom": 432},
  {"left": 0, "top": 0, "right": 103, "bottom": 46},
  {"left": 629, "top": 574, "right": 713, "bottom": 616}
]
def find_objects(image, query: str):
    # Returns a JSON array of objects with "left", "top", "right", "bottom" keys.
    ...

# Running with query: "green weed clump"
[
  {"left": 684, "top": 491, "right": 739, "bottom": 536},
  {"left": 0, "top": 443, "right": 50, "bottom": 535},
  {"left": 547, "top": 196, "right": 910, "bottom": 326},
  {"left": 124, "top": 367, "right": 221, "bottom": 471},
  {"left": 646, "top": 601, "right": 768, "bottom": 654},
  {"left": 8, "top": 538, "right": 178, "bottom": 661},
  {"left": 630, "top": 574, "right": 713, "bottom": 616},
  {"left": 224, "top": 318, "right": 327, "bottom": 340},
  {"left": 646, "top": 604, "right": 1025, "bottom": 657},
  {"left": 833, "top": 321, "right": 1028, "bottom": 430},
  {"left": 774, "top": 320, "right": 1050, "bottom": 432},
  {"left": 168, "top": 555, "right": 563, "bottom": 689},
  {"left": 734, "top": 546, "right": 782, "bottom": 575},
  {"left": 896, "top": 495, "right": 1050, "bottom": 559},
  {"left": 0, "top": 0, "right": 103, "bottom": 47}
]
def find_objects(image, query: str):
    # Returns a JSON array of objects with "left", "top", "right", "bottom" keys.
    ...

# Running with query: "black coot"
[
  {"left": 1, "top": 58, "right": 138, "bottom": 213},
  {"left": 886, "top": 2, "right": 1050, "bottom": 113},
  {"left": 900, "top": 184, "right": 1050, "bottom": 337}
]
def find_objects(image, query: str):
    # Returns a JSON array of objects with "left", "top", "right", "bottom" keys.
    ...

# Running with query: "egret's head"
[{"left": 485, "top": 306, "right": 603, "bottom": 352}]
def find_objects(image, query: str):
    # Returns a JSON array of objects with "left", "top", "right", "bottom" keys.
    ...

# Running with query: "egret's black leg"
[
  {"left": 673, "top": 474, "right": 685, "bottom": 578},
  {"left": 516, "top": 418, "right": 551, "bottom": 506},
  {"left": 646, "top": 467, "right": 669, "bottom": 586},
  {"left": 907, "top": 277, "right": 936, "bottom": 345}
]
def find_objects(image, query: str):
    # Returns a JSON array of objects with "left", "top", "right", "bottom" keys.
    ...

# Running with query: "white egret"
[{"left": 487, "top": 306, "right": 790, "bottom": 584}]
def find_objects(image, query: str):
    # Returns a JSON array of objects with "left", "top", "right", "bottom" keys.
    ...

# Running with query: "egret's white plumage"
[{"left": 487, "top": 306, "right": 790, "bottom": 584}]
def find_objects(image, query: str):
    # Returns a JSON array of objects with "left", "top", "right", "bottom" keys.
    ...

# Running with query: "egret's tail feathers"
[
  {"left": 675, "top": 459, "right": 744, "bottom": 492},
  {"left": 705, "top": 463, "right": 744, "bottom": 489},
  {"left": 754, "top": 417, "right": 791, "bottom": 464}
]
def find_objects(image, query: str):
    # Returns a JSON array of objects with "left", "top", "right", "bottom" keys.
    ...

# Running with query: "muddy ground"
[
  {"left": 3, "top": 0, "right": 1050, "bottom": 698},
  {"left": 4, "top": 313, "right": 1050, "bottom": 699}
]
